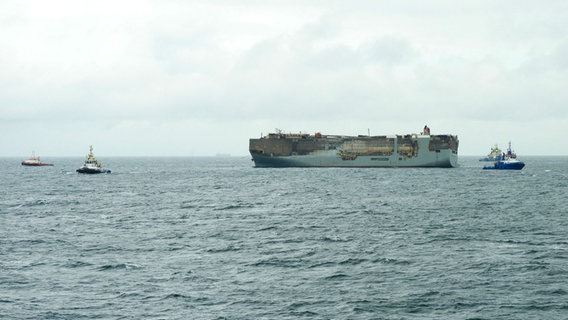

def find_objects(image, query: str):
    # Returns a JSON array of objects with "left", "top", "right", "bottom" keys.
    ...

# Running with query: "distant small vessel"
[
  {"left": 21, "top": 152, "right": 53, "bottom": 166},
  {"left": 479, "top": 144, "right": 503, "bottom": 161},
  {"left": 483, "top": 142, "right": 525, "bottom": 170},
  {"left": 76, "top": 146, "right": 111, "bottom": 174}
]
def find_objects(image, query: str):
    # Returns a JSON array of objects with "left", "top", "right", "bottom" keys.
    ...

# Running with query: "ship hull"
[
  {"left": 21, "top": 162, "right": 53, "bottom": 166},
  {"left": 76, "top": 167, "right": 111, "bottom": 174},
  {"left": 250, "top": 133, "right": 459, "bottom": 168},
  {"left": 483, "top": 161, "right": 525, "bottom": 170},
  {"left": 251, "top": 150, "right": 457, "bottom": 167}
]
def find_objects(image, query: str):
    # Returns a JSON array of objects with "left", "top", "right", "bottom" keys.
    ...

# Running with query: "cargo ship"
[{"left": 249, "top": 127, "right": 459, "bottom": 168}]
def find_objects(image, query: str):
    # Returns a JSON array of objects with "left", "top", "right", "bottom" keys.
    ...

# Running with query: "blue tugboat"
[{"left": 483, "top": 142, "right": 525, "bottom": 170}]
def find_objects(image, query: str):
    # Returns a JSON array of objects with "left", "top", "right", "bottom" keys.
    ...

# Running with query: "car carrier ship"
[{"left": 249, "top": 127, "right": 459, "bottom": 168}]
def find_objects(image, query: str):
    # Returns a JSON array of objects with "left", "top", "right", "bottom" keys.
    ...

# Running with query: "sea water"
[{"left": 1, "top": 156, "right": 567, "bottom": 319}]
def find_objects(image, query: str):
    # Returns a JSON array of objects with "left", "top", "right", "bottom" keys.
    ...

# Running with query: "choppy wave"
[{"left": 1, "top": 156, "right": 568, "bottom": 319}]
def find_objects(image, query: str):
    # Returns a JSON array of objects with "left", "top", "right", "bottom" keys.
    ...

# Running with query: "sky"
[{"left": 1, "top": 0, "right": 568, "bottom": 157}]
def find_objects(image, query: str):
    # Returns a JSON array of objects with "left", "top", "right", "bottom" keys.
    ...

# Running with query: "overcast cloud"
[{"left": 2, "top": 0, "right": 568, "bottom": 156}]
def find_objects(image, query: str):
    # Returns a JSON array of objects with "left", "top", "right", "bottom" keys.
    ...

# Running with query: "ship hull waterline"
[
  {"left": 76, "top": 168, "right": 111, "bottom": 174},
  {"left": 251, "top": 150, "right": 457, "bottom": 168},
  {"left": 21, "top": 163, "right": 54, "bottom": 167}
]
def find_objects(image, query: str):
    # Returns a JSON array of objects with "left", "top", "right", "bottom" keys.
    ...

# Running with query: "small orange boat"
[{"left": 21, "top": 152, "right": 53, "bottom": 166}]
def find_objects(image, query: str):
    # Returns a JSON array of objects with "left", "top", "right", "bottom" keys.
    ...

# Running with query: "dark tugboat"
[
  {"left": 479, "top": 144, "right": 503, "bottom": 162},
  {"left": 76, "top": 145, "right": 111, "bottom": 174}
]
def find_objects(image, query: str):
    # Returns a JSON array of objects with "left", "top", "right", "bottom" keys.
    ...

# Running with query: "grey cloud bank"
[{"left": 2, "top": 0, "right": 567, "bottom": 157}]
